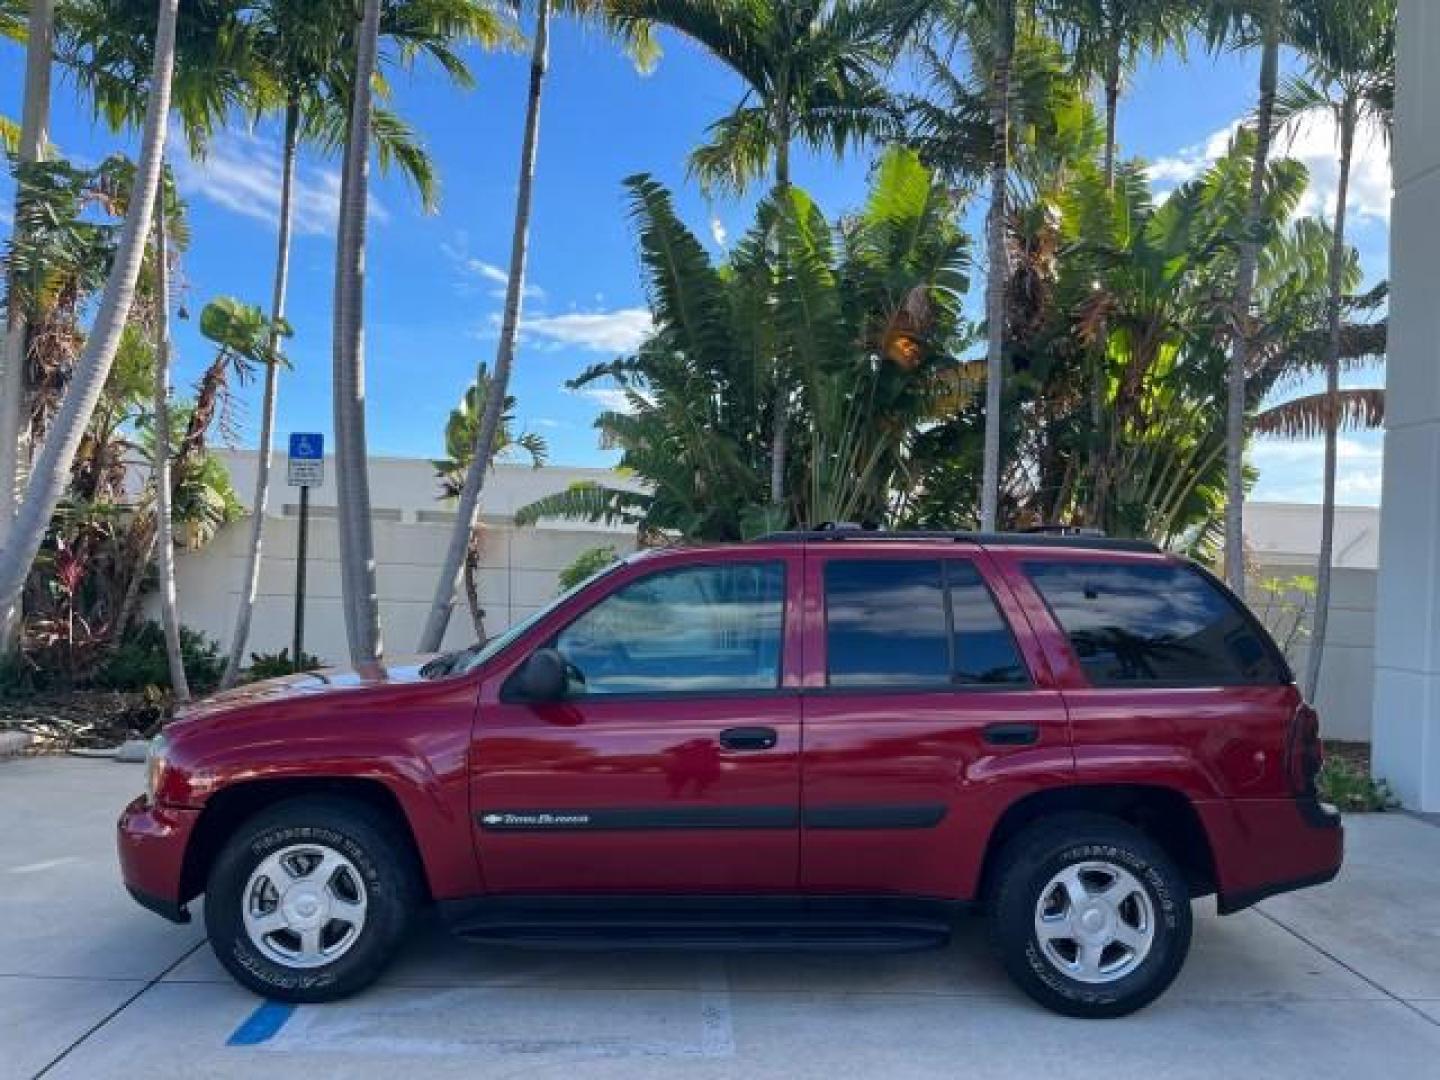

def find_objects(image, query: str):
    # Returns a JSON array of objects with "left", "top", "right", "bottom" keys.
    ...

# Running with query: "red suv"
[{"left": 118, "top": 530, "right": 1341, "bottom": 1017}]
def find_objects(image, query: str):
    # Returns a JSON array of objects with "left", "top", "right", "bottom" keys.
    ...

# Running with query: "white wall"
[
  {"left": 1373, "top": 0, "right": 1440, "bottom": 809},
  {"left": 1249, "top": 563, "right": 1375, "bottom": 742},
  {"left": 157, "top": 453, "right": 639, "bottom": 665}
]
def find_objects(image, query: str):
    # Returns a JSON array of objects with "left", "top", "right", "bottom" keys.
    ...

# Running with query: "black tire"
[
  {"left": 989, "top": 813, "right": 1192, "bottom": 1018},
  {"left": 204, "top": 797, "right": 419, "bottom": 1003}
]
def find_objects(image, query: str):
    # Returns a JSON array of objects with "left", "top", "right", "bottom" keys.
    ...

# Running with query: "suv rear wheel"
[
  {"left": 204, "top": 797, "right": 419, "bottom": 1002},
  {"left": 990, "top": 813, "right": 1192, "bottom": 1018}
]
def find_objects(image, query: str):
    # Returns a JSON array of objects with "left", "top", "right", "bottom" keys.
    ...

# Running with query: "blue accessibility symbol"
[{"left": 289, "top": 433, "right": 324, "bottom": 460}]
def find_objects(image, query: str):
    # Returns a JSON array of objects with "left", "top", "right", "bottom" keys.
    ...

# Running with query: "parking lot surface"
[{"left": 3, "top": 756, "right": 1439, "bottom": 1079}]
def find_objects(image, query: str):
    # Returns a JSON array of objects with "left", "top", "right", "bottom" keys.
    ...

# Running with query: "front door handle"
[
  {"left": 719, "top": 726, "right": 778, "bottom": 751},
  {"left": 983, "top": 722, "right": 1039, "bottom": 746}
]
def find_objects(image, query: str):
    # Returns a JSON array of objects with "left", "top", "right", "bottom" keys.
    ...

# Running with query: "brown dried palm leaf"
[{"left": 1253, "top": 388, "right": 1385, "bottom": 439}]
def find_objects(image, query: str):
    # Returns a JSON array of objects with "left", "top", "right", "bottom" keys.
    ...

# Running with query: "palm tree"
[
  {"left": 148, "top": 175, "right": 188, "bottom": 700},
  {"left": 217, "top": 0, "right": 510, "bottom": 687},
  {"left": 1279, "top": 0, "right": 1395, "bottom": 701},
  {"left": 416, "top": 0, "right": 656, "bottom": 653},
  {"left": 0, "top": 0, "right": 180, "bottom": 640},
  {"left": 1046, "top": 0, "right": 1192, "bottom": 189},
  {"left": 1, "top": 0, "right": 55, "bottom": 656},
  {"left": 432, "top": 367, "right": 547, "bottom": 638},
  {"left": 330, "top": 0, "right": 386, "bottom": 667},
  {"left": 59, "top": 0, "right": 267, "bottom": 693},
  {"left": 921, "top": 0, "right": 1020, "bottom": 531},
  {"left": 1210, "top": 0, "right": 1283, "bottom": 598},
  {"left": 608, "top": 0, "right": 916, "bottom": 510}
]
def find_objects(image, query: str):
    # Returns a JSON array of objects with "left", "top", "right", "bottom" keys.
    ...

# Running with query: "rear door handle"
[
  {"left": 982, "top": 722, "right": 1039, "bottom": 746},
  {"left": 719, "top": 726, "right": 778, "bottom": 751}
]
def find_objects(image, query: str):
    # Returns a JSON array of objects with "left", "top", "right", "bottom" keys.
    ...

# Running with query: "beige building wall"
[
  {"left": 159, "top": 451, "right": 640, "bottom": 665},
  {"left": 1245, "top": 502, "right": 1380, "bottom": 743}
]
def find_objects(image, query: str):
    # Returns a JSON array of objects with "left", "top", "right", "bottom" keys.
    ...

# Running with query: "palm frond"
[
  {"left": 513, "top": 481, "right": 652, "bottom": 528},
  {"left": 1253, "top": 387, "right": 1385, "bottom": 438}
]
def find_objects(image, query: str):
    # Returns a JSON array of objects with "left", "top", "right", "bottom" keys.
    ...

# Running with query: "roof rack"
[{"left": 753, "top": 523, "right": 1160, "bottom": 554}]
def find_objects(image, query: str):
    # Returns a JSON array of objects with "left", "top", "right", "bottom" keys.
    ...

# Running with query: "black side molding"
[
  {"left": 477, "top": 806, "right": 796, "bottom": 831},
  {"left": 803, "top": 804, "right": 947, "bottom": 830},
  {"left": 477, "top": 803, "right": 950, "bottom": 832}
]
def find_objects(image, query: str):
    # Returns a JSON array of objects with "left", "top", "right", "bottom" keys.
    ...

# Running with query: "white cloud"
[
  {"left": 520, "top": 308, "right": 654, "bottom": 353},
  {"left": 710, "top": 215, "right": 728, "bottom": 249},
  {"left": 576, "top": 387, "right": 637, "bottom": 413},
  {"left": 1145, "top": 111, "right": 1392, "bottom": 223},
  {"left": 440, "top": 239, "right": 544, "bottom": 301},
  {"left": 1251, "top": 434, "right": 1385, "bottom": 506},
  {"left": 173, "top": 130, "right": 388, "bottom": 235}
]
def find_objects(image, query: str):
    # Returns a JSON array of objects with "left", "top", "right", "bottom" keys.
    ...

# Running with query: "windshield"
[{"left": 448, "top": 557, "right": 627, "bottom": 675}]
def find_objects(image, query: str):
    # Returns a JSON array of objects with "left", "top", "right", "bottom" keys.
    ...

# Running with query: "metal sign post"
[{"left": 287, "top": 433, "right": 324, "bottom": 666}]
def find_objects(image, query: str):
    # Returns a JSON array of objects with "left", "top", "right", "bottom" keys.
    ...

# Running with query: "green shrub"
[
  {"left": 94, "top": 622, "right": 224, "bottom": 695},
  {"left": 244, "top": 648, "right": 322, "bottom": 682},
  {"left": 1317, "top": 754, "right": 1396, "bottom": 812}
]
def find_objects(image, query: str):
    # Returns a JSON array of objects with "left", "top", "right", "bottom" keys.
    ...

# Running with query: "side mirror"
[{"left": 512, "top": 648, "right": 568, "bottom": 702}]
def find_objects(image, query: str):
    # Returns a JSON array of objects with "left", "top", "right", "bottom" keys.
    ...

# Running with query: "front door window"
[{"left": 555, "top": 562, "right": 786, "bottom": 695}]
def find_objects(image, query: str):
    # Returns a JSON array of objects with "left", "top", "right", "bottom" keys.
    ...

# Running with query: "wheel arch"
[
  {"left": 977, "top": 785, "right": 1218, "bottom": 904},
  {"left": 179, "top": 776, "right": 433, "bottom": 906}
]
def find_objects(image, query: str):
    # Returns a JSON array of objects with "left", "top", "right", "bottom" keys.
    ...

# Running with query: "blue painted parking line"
[{"left": 227, "top": 1001, "right": 297, "bottom": 1046}]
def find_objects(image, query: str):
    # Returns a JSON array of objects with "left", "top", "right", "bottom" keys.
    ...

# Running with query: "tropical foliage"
[
  {"left": 517, "top": 147, "right": 976, "bottom": 539},
  {"left": 2, "top": 153, "right": 259, "bottom": 689},
  {"left": 0, "top": 0, "right": 1394, "bottom": 713}
]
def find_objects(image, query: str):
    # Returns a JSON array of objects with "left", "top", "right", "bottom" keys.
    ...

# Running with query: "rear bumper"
[
  {"left": 1197, "top": 797, "right": 1344, "bottom": 915},
  {"left": 117, "top": 795, "right": 200, "bottom": 924}
]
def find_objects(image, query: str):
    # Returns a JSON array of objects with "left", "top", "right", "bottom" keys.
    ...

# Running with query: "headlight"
[{"left": 145, "top": 733, "right": 170, "bottom": 803}]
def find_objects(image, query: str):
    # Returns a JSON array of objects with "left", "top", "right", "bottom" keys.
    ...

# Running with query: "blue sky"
[{"left": 1, "top": 22, "right": 1391, "bottom": 506}]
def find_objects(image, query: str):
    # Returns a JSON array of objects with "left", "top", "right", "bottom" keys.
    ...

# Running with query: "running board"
[
  {"left": 454, "top": 921, "right": 950, "bottom": 952},
  {"left": 441, "top": 896, "right": 963, "bottom": 953}
]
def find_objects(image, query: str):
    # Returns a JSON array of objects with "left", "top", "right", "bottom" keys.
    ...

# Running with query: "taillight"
[{"left": 1285, "top": 704, "right": 1323, "bottom": 796}]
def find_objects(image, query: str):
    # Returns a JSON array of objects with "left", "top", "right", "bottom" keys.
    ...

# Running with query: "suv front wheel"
[
  {"left": 990, "top": 814, "right": 1193, "bottom": 1018},
  {"left": 204, "top": 797, "right": 419, "bottom": 1002}
]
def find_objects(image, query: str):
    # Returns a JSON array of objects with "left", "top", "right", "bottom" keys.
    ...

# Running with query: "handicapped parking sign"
[{"left": 287, "top": 432, "right": 325, "bottom": 487}]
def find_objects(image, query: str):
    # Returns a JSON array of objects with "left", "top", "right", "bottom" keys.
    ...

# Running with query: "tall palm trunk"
[
  {"left": 150, "top": 186, "right": 190, "bottom": 702},
  {"left": 980, "top": 0, "right": 1015, "bottom": 531},
  {"left": 333, "top": 0, "right": 385, "bottom": 667},
  {"left": 1102, "top": 55, "right": 1119, "bottom": 189},
  {"left": 0, "top": 0, "right": 56, "bottom": 654},
  {"left": 768, "top": 125, "right": 791, "bottom": 509},
  {"left": 0, "top": 0, "right": 179, "bottom": 634},
  {"left": 418, "top": 0, "right": 550, "bottom": 654},
  {"left": 220, "top": 100, "right": 300, "bottom": 687},
  {"left": 1305, "top": 94, "right": 1356, "bottom": 703},
  {"left": 1223, "top": 0, "right": 1280, "bottom": 598}
]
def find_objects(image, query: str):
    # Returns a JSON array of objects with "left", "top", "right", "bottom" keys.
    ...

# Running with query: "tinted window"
[
  {"left": 825, "top": 560, "right": 1028, "bottom": 688},
  {"left": 826, "top": 561, "right": 949, "bottom": 687},
  {"left": 555, "top": 563, "right": 784, "bottom": 695},
  {"left": 1025, "top": 561, "right": 1286, "bottom": 687},
  {"left": 948, "top": 562, "right": 1029, "bottom": 686}
]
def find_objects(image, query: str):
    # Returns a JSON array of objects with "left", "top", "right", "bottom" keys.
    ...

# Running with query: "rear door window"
[
  {"left": 1024, "top": 560, "right": 1287, "bottom": 687},
  {"left": 824, "top": 559, "right": 1028, "bottom": 689}
]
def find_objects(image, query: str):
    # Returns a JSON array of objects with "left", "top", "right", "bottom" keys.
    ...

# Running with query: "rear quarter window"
[{"left": 1024, "top": 560, "right": 1288, "bottom": 688}]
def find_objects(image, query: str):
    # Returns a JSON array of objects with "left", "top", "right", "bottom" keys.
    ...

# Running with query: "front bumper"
[
  {"left": 117, "top": 795, "right": 201, "bottom": 924},
  {"left": 1198, "top": 796, "right": 1344, "bottom": 915}
]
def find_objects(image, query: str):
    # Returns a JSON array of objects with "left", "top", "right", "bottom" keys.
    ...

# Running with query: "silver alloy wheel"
[
  {"left": 242, "top": 843, "right": 369, "bottom": 969},
  {"left": 1032, "top": 860, "right": 1156, "bottom": 984}
]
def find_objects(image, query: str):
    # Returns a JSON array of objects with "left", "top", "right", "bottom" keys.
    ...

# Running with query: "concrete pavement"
[{"left": 3, "top": 756, "right": 1438, "bottom": 1079}]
